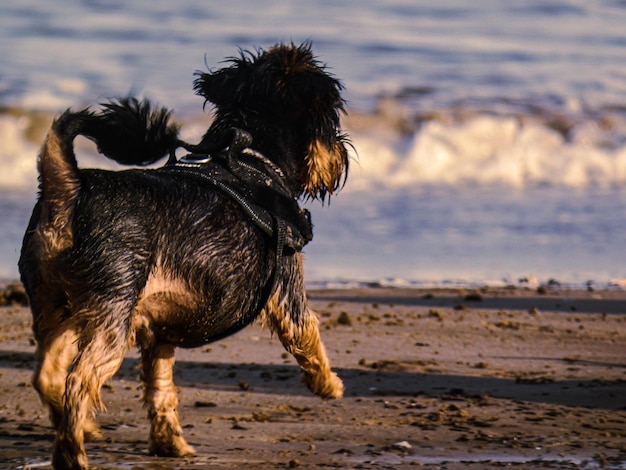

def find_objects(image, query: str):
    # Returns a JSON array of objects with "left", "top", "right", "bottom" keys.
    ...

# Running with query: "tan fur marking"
[
  {"left": 140, "top": 265, "right": 192, "bottom": 301},
  {"left": 303, "top": 138, "right": 347, "bottom": 199},
  {"left": 51, "top": 301, "right": 131, "bottom": 468},
  {"left": 141, "top": 343, "right": 195, "bottom": 457},
  {"left": 33, "top": 328, "right": 79, "bottom": 424},
  {"left": 133, "top": 266, "right": 199, "bottom": 340},
  {"left": 264, "top": 290, "right": 344, "bottom": 399},
  {"left": 135, "top": 266, "right": 199, "bottom": 329},
  {"left": 38, "top": 129, "right": 80, "bottom": 255}
]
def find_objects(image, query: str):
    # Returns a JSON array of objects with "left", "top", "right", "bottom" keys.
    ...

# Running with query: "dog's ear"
[
  {"left": 194, "top": 66, "right": 243, "bottom": 109},
  {"left": 265, "top": 43, "right": 349, "bottom": 200},
  {"left": 194, "top": 49, "right": 259, "bottom": 109}
]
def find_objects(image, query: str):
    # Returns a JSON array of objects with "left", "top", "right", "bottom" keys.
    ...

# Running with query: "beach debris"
[
  {"left": 428, "top": 309, "right": 445, "bottom": 321},
  {"left": 464, "top": 292, "right": 483, "bottom": 301},
  {"left": 493, "top": 320, "right": 521, "bottom": 330},
  {"left": 337, "top": 311, "right": 353, "bottom": 326},
  {"left": 0, "top": 283, "right": 28, "bottom": 307},
  {"left": 392, "top": 440, "right": 412, "bottom": 450},
  {"left": 194, "top": 401, "right": 217, "bottom": 408},
  {"left": 231, "top": 419, "right": 247, "bottom": 430}
]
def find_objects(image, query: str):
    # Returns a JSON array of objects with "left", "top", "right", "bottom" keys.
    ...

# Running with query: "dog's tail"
[
  {"left": 81, "top": 98, "right": 180, "bottom": 166},
  {"left": 37, "top": 98, "right": 179, "bottom": 254},
  {"left": 37, "top": 108, "right": 91, "bottom": 254}
]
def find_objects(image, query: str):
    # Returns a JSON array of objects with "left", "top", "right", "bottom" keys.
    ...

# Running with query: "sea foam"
[
  {"left": 346, "top": 112, "right": 626, "bottom": 191},
  {"left": 3, "top": 107, "right": 626, "bottom": 194}
]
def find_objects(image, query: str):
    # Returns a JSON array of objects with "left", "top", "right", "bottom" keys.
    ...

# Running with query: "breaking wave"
[
  {"left": 3, "top": 100, "right": 626, "bottom": 194},
  {"left": 345, "top": 97, "right": 626, "bottom": 191}
]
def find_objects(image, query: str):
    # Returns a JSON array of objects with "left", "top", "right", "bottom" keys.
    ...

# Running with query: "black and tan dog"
[{"left": 19, "top": 43, "right": 349, "bottom": 469}]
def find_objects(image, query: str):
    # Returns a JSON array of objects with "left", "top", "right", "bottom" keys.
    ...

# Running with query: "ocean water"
[{"left": 1, "top": 0, "right": 626, "bottom": 287}]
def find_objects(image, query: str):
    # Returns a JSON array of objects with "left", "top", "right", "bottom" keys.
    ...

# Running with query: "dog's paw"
[
  {"left": 322, "top": 371, "right": 345, "bottom": 399},
  {"left": 53, "top": 440, "right": 89, "bottom": 470},
  {"left": 83, "top": 419, "right": 104, "bottom": 442},
  {"left": 149, "top": 436, "right": 196, "bottom": 458},
  {"left": 303, "top": 370, "right": 344, "bottom": 399}
]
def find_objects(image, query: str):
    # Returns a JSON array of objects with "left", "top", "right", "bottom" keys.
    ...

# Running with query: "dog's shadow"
[
  {"left": 0, "top": 350, "right": 623, "bottom": 411},
  {"left": 126, "top": 355, "right": 625, "bottom": 411}
]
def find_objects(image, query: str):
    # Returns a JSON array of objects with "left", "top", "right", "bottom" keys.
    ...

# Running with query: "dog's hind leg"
[
  {"left": 34, "top": 328, "right": 77, "bottom": 426},
  {"left": 52, "top": 305, "right": 131, "bottom": 470},
  {"left": 32, "top": 309, "right": 103, "bottom": 442},
  {"left": 264, "top": 272, "right": 344, "bottom": 399},
  {"left": 138, "top": 338, "right": 195, "bottom": 457}
]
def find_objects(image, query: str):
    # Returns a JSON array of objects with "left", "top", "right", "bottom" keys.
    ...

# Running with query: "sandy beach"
[{"left": 1, "top": 285, "right": 625, "bottom": 469}]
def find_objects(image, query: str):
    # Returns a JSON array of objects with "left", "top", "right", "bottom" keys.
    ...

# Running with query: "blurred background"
[{"left": 1, "top": 0, "right": 626, "bottom": 287}]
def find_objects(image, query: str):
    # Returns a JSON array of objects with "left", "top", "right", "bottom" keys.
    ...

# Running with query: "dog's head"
[{"left": 194, "top": 42, "right": 349, "bottom": 201}]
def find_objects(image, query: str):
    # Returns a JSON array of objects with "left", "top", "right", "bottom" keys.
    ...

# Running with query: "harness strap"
[
  {"left": 255, "top": 217, "right": 288, "bottom": 319},
  {"left": 164, "top": 128, "right": 310, "bottom": 329},
  {"left": 168, "top": 166, "right": 275, "bottom": 238}
]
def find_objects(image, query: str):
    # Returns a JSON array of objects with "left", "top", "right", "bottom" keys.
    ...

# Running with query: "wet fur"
[{"left": 19, "top": 43, "right": 348, "bottom": 469}]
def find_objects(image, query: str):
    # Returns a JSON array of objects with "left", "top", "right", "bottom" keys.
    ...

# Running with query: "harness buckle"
[{"left": 179, "top": 154, "right": 212, "bottom": 164}]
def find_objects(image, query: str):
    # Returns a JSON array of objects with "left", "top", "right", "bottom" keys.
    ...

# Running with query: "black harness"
[{"left": 163, "top": 128, "right": 312, "bottom": 324}]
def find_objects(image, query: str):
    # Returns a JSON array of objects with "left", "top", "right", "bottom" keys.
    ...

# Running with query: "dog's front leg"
[
  {"left": 264, "top": 285, "right": 344, "bottom": 399},
  {"left": 140, "top": 341, "right": 195, "bottom": 457}
]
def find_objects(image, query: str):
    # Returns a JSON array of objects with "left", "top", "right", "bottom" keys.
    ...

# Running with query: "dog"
[{"left": 18, "top": 42, "right": 349, "bottom": 469}]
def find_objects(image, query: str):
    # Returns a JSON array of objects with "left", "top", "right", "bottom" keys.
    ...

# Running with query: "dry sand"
[{"left": 1, "top": 286, "right": 625, "bottom": 469}]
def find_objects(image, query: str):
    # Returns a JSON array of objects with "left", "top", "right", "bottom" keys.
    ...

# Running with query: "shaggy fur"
[{"left": 19, "top": 43, "right": 348, "bottom": 469}]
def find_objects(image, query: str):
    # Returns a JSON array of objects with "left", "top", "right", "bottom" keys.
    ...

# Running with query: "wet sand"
[{"left": 1, "top": 286, "right": 625, "bottom": 469}]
